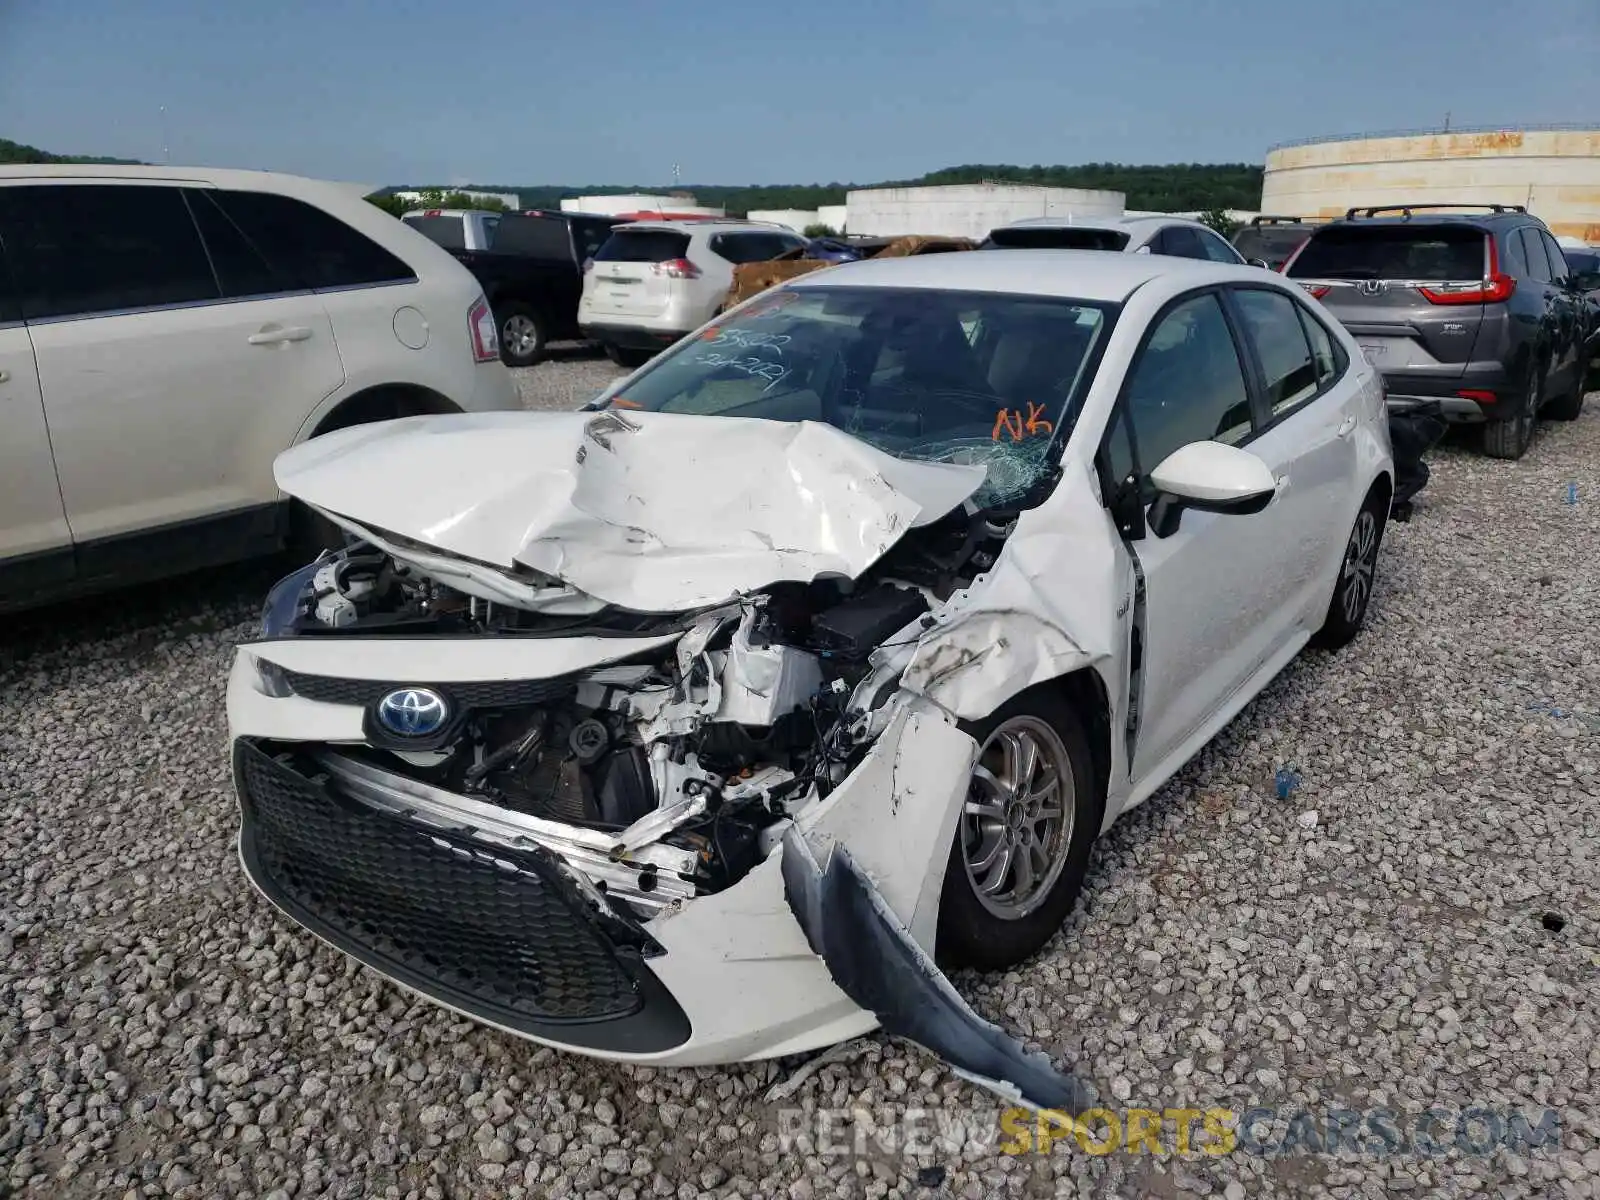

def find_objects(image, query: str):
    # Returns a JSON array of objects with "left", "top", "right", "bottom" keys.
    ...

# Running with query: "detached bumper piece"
[
  {"left": 233, "top": 740, "right": 690, "bottom": 1054},
  {"left": 781, "top": 829, "right": 1090, "bottom": 1112}
]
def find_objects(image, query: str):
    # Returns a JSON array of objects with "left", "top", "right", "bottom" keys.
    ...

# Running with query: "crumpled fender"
[{"left": 900, "top": 462, "right": 1128, "bottom": 721}]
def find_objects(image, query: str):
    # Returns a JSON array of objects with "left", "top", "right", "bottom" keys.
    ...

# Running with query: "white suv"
[
  {"left": 0, "top": 165, "right": 520, "bottom": 611},
  {"left": 577, "top": 220, "right": 808, "bottom": 366},
  {"left": 985, "top": 214, "right": 1254, "bottom": 264}
]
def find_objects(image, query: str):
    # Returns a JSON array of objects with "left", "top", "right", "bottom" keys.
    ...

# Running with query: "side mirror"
[
  {"left": 1247, "top": 258, "right": 1271, "bottom": 270},
  {"left": 1147, "top": 441, "right": 1279, "bottom": 538}
]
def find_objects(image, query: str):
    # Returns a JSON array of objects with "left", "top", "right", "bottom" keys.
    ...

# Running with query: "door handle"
[
  {"left": 248, "top": 326, "right": 313, "bottom": 346},
  {"left": 1336, "top": 414, "right": 1358, "bottom": 438},
  {"left": 0, "top": 369, "right": 8, "bottom": 384}
]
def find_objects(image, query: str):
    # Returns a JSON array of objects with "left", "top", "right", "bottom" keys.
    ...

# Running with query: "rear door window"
[
  {"left": 403, "top": 215, "right": 467, "bottom": 251},
  {"left": 1502, "top": 229, "right": 1530, "bottom": 277},
  {"left": 1233, "top": 288, "right": 1320, "bottom": 417},
  {"left": 1288, "top": 225, "right": 1486, "bottom": 280},
  {"left": 187, "top": 190, "right": 297, "bottom": 299},
  {"left": 711, "top": 233, "right": 789, "bottom": 264},
  {"left": 1196, "top": 229, "right": 1242, "bottom": 263},
  {"left": 0, "top": 183, "right": 220, "bottom": 320},
  {"left": 212, "top": 190, "right": 416, "bottom": 291},
  {"left": 595, "top": 230, "right": 692, "bottom": 263},
  {"left": 1157, "top": 226, "right": 1210, "bottom": 260}
]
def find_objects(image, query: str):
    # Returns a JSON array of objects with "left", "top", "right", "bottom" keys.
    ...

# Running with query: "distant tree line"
[
  {"left": 366, "top": 189, "right": 511, "bottom": 217},
  {"left": 0, "top": 137, "right": 142, "bottom": 166},
  {"left": 384, "top": 162, "right": 1266, "bottom": 217},
  {"left": 2, "top": 135, "right": 1263, "bottom": 214}
]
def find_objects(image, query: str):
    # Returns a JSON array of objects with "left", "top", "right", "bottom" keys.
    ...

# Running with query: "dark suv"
[{"left": 1284, "top": 204, "right": 1588, "bottom": 459}]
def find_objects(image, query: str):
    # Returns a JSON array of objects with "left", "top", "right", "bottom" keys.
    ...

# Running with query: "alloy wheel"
[
  {"left": 503, "top": 314, "right": 540, "bottom": 358},
  {"left": 960, "top": 716, "right": 1075, "bottom": 920},
  {"left": 1341, "top": 508, "right": 1378, "bottom": 625}
]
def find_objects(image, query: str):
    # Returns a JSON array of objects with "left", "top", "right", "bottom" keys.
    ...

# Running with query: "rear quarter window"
[
  {"left": 1288, "top": 225, "right": 1485, "bottom": 281},
  {"left": 595, "top": 230, "right": 692, "bottom": 263}
]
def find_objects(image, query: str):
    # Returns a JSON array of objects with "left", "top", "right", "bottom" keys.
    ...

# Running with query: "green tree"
[
  {"left": 1197, "top": 207, "right": 1242, "bottom": 238},
  {"left": 802, "top": 223, "right": 838, "bottom": 238}
]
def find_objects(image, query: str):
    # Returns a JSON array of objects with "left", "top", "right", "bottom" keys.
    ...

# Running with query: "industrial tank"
[{"left": 1262, "top": 126, "right": 1600, "bottom": 243}]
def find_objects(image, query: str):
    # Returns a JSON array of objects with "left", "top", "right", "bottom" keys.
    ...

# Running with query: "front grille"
[
  {"left": 281, "top": 670, "right": 575, "bottom": 709},
  {"left": 234, "top": 740, "right": 690, "bottom": 1049}
]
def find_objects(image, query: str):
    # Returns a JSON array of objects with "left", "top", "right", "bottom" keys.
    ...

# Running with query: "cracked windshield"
[{"left": 605, "top": 286, "right": 1112, "bottom": 506}]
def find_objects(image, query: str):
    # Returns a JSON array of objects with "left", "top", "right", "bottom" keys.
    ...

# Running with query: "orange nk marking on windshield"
[{"left": 992, "top": 403, "right": 1054, "bottom": 443}]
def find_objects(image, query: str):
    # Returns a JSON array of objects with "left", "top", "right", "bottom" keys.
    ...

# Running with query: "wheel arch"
[{"left": 299, "top": 383, "right": 463, "bottom": 443}]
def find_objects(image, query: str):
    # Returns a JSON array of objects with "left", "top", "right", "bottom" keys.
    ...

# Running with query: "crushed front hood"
[{"left": 274, "top": 410, "right": 986, "bottom": 612}]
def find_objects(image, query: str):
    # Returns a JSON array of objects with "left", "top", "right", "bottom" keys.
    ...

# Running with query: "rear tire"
[
  {"left": 936, "top": 689, "right": 1101, "bottom": 972},
  {"left": 604, "top": 344, "right": 652, "bottom": 369},
  {"left": 1312, "top": 495, "right": 1385, "bottom": 650},
  {"left": 498, "top": 304, "right": 546, "bottom": 368},
  {"left": 1482, "top": 365, "right": 1540, "bottom": 459}
]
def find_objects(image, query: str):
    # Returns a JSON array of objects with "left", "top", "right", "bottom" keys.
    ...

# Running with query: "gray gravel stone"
[{"left": 2, "top": 379, "right": 1597, "bottom": 1198}]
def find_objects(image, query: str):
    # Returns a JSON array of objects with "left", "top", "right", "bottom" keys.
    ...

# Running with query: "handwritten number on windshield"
[{"left": 992, "top": 403, "right": 1054, "bottom": 442}]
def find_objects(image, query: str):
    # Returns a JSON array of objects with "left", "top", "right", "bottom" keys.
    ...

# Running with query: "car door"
[
  {"left": 1536, "top": 229, "right": 1584, "bottom": 394},
  {"left": 0, "top": 238, "right": 73, "bottom": 593},
  {"left": 1516, "top": 227, "right": 1564, "bottom": 389},
  {"left": 0, "top": 182, "right": 344, "bottom": 562},
  {"left": 1100, "top": 289, "right": 1279, "bottom": 784},
  {"left": 1225, "top": 285, "right": 1363, "bottom": 641}
]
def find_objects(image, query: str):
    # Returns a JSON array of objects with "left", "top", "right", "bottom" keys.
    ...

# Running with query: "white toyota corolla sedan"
[{"left": 227, "top": 251, "right": 1393, "bottom": 1106}]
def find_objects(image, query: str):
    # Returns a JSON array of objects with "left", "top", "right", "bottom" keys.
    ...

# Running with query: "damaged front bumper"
[{"left": 229, "top": 660, "right": 1086, "bottom": 1101}]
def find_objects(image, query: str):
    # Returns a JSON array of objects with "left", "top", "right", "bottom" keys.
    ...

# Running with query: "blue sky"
[{"left": 2, "top": 0, "right": 1594, "bottom": 187}]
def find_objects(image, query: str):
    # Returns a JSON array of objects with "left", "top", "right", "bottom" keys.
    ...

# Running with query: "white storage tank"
[
  {"left": 1262, "top": 127, "right": 1600, "bottom": 243},
  {"left": 559, "top": 194, "right": 725, "bottom": 219},
  {"left": 845, "top": 183, "right": 1124, "bottom": 240},
  {"left": 817, "top": 204, "right": 848, "bottom": 233},
  {"left": 746, "top": 209, "right": 822, "bottom": 233}
]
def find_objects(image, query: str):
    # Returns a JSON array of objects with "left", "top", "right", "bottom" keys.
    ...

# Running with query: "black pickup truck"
[{"left": 406, "top": 209, "right": 620, "bottom": 367}]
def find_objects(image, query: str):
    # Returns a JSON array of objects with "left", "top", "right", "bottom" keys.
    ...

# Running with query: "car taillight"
[
  {"left": 1302, "top": 284, "right": 1331, "bottom": 299},
  {"left": 1420, "top": 236, "right": 1516, "bottom": 305},
  {"left": 468, "top": 297, "right": 498, "bottom": 362},
  {"left": 653, "top": 258, "right": 701, "bottom": 279}
]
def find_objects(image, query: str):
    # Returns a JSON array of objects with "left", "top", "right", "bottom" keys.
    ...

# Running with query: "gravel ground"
[{"left": 3, "top": 369, "right": 1598, "bottom": 1199}]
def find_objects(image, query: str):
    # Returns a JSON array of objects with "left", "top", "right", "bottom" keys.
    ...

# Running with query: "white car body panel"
[
  {"left": 227, "top": 250, "right": 1394, "bottom": 1084},
  {"left": 273, "top": 410, "right": 987, "bottom": 612},
  {"left": 0, "top": 321, "right": 69, "bottom": 560},
  {"left": 0, "top": 165, "right": 520, "bottom": 577}
]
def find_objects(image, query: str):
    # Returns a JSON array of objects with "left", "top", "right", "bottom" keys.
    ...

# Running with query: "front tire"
[
  {"left": 1312, "top": 496, "right": 1385, "bottom": 649},
  {"left": 936, "top": 690, "right": 1100, "bottom": 971},
  {"left": 498, "top": 304, "right": 546, "bottom": 368}
]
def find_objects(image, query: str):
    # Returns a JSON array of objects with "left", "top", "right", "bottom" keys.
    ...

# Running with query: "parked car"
[
  {"left": 405, "top": 208, "right": 621, "bottom": 367},
  {"left": 0, "top": 165, "right": 520, "bottom": 611},
  {"left": 578, "top": 221, "right": 810, "bottom": 366},
  {"left": 1284, "top": 204, "right": 1589, "bottom": 459},
  {"left": 982, "top": 214, "right": 1255, "bottom": 265},
  {"left": 229, "top": 251, "right": 1393, "bottom": 1101},
  {"left": 1232, "top": 215, "right": 1316, "bottom": 271},
  {"left": 1563, "top": 245, "right": 1600, "bottom": 387}
]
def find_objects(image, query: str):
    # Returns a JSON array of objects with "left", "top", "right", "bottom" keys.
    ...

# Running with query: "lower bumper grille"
[{"left": 233, "top": 739, "right": 690, "bottom": 1053}]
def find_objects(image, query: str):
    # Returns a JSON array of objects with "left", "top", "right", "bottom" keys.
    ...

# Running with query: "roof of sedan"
[{"left": 786, "top": 248, "right": 1254, "bottom": 303}]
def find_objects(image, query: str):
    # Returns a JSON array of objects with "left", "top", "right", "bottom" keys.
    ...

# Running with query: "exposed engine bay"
[{"left": 258, "top": 501, "right": 1017, "bottom": 915}]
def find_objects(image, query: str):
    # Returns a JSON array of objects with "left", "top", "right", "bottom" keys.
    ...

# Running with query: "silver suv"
[{"left": 1284, "top": 204, "right": 1588, "bottom": 459}]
